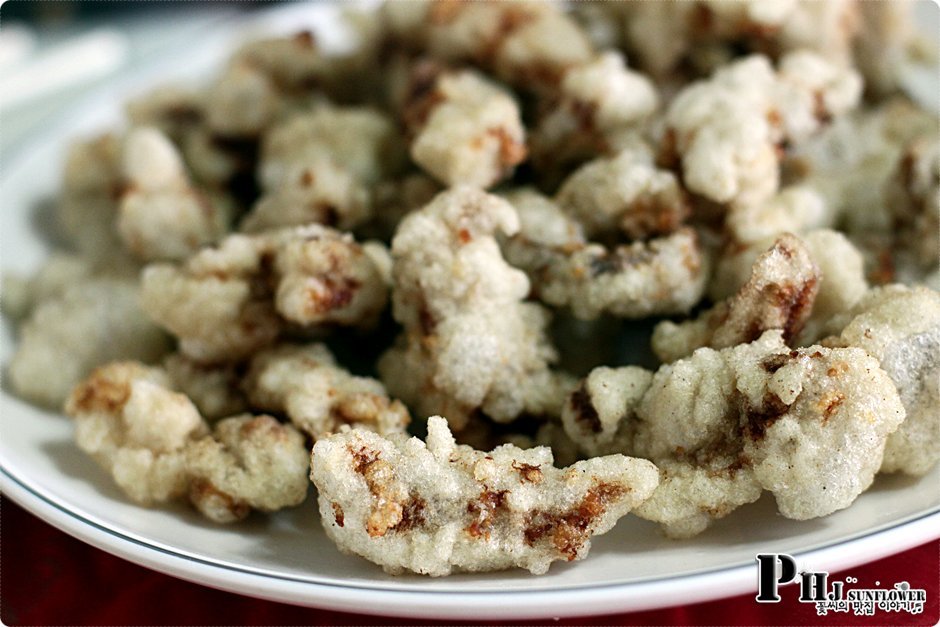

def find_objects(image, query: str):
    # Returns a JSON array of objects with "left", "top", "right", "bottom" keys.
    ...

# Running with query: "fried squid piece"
[
  {"left": 1, "top": 253, "right": 94, "bottom": 321},
  {"left": 204, "top": 62, "right": 278, "bottom": 138},
  {"left": 65, "top": 362, "right": 207, "bottom": 505},
  {"left": 564, "top": 331, "right": 905, "bottom": 536},
  {"left": 243, "top": 343, "right": 409, "bottom": 440},
  {"left": 561, "top": 366, "right": 652, "bottom": 458},
  {"left": 258, "top": 105, "right": 402, "bottom": 192},
  {"left": 118, "top": 127, "right": 230, "bottom": 261},
  {"left": 378, "top": 187, "right": 565, "bottom": 429},
  {"left": 404, "top": 68, "right": 526, "bottom": 189},
  {"left": 725, "top": 185, "right": 832, "bottom": 246},
  {"left": 9, "top": 279, "right": 171, "bottom": 408},
  {"left": 662, "top": 52, "right": 861, "bottom": 209},
  {"left": 709, "top": 229, "right": 868, "bottom": 344},
  {"left": 824, "top": 285, "right": 940, "bottom": 476},
  {"left": 555, "top": 150, "right": 689, "bottom": 240},
  {"left": 384, "top": 1, "right": 593, "bottom": 92},
  {"left": 163, "top": 353, "right": 248, "bottom": 421},
  {"left": 141, "top": 225, "right": 388, "bottom": 363},
  {"left": 531, "top": 52, "right": 658, "bottom": 175},
  {"left": 501, "top": 191, "right": 707, "bottom": 319},
  {"left": 541, "top": 228, "right": 708, "bottom": 320},
  {"left": 615, "top": 1, "right": 858, "bottom": 80},
  {"left": 310, "top": 416, "right": 659, "bottom": 576},
  {"left": 186, "top": 414, "right": 310, "bottom": 523},
  {"left": 652, "top": 233, "right": 819, "bottom": 362},
  {"left": 885, "top": 139, "right": 939, "bottom": 276},
  {"left": 240, "top": 158, "right": 371, "bottom": 232},
  {"left": 55, "top": 133, "right": 129, "bottom": 265}
]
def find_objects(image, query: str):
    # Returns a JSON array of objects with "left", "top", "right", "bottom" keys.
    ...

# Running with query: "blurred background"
[{"left": 0, "top": 1, "right": 275, "bottom": 153}]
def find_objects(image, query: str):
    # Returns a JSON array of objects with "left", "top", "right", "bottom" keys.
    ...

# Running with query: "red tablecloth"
[{"left": 2, "top": 498, "right": 937, "bottom": 626}]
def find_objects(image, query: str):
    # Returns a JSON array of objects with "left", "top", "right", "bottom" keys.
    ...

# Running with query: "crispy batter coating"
[
  {"left": 787, "top": 100, "right": 936, "bottom": 241},
  {"left": 65, "top": 361, "right": 208, "bottom": 505},
  {"left": 204, "top": 62, "right": 279, "bottom": 138},
  {"left": 10, "top": 280, "right": 171, "bottom": 408},
  {"left": 663, "top": 52, "right": 861, "bottom": 208},
  {"left": 502, "top": 190, "right": 706, "bottom": 320},
  {"left": 259, "top": 105, "right": 402, "bottom": 192},
  {"left": 186, "top": 414, "right": 310, "bottom": 523},
  {"left": 241, "top": 157, "right": 371, "bottom": 232},
  {"left": 163, "top": 353, "right": 248, "bottom": 421},
  {"left": 709, "top": 230, "right": 869, "bottom": 345},
  {"left": 56, "top": 134, "right": 127, "bottom": 265},
  {"left": 652, "top": 234, "right": 819, "bottom": 362},
  {"left": 565, "top": 331, "right": 905, "bottom": 535},
  {"left": 1, "top": 253, "right": 94, "bottom": 321},
  {"left": 118, "top": 127, "right": 230, "bottom": 261},
  {"left": 648, "top": 332, "right": 902, "bottom": 525},
  {"left": 125, "top": 84, "right": 204, "bottom": 143},
  {"left": 141, "top": 225, "right": 388, "bottom": 363},
  {"left": 886, "top": 139, "right": 939, "bottom": 273},
  {"left": 378, "top": 187, "right": 565, "bottom": 428},
  {"left": 824, "top": 285, "right": 940, "bottom": 475},
  {"left": 556, "top": 150, "right": 689, "bottom": 240},
  {"left": 632, "top": 457, "right": 762, "bottom": 539},
  {"left": 243, "top": 343, "right": 409, "bottom": 440},
  {"left": 561, "top": 366, "right": 653, "bottom": 458},
  {"left": 310, "top": 416, "right": 659, "bottom": 575},
  {"left": 539, "top": 228, "right": 708, "bottom": 320},
  {"left": 405, "top": 68, "right": 526, "bottom": 189},
  {"left": 531, "top": 52, "right": 658, "bottom": 175},
  {"left": 726, "top": 185, "right": 832, "bottom": 245},
  {"left": 385, "top": 1, "right": 593, "bottom": 92},
  {"left": 616, "top": 1, "right": 858, "bottom": 80}
]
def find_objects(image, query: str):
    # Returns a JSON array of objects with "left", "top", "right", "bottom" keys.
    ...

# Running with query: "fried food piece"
[
  {"left": 824, "top": 285, "right": 940, "bottom": 475},
  {"left": 204, "top": 62, "right": 279, "bottom": 138},
  {"left": 885, "top": 139, "right": 939, "bottom": 274},
  {"left": 310, "top": 416, "right": 659, "bottom": 576},
  {"left": 240, "top": 157, "right": 371, "bottom": 232},
  {"left": 652, "top": 234, "right": 819, "bottom": 362},
  {"left": 163, "top": 353, "right": 248, "bottom": 421},
  {"left": 378, "top": 187, "right": 565, "bottom": 428},
  {"left": 258, "top": 105, "right": 402, "bottom": 192},
  {"left": 186, "top": 414, "right": 310, "bottom": 523},
  {"left": 404, "top": 68, "right": 526, "bottom": 189},
  {"left": 616, "top": 1, "right": 857, "bottom": 80},
  {"left": 555, "top": 150, "right": 689, "bottom": 240},
  {"left": 384, "top": 1, "right": 593, "bottom": 92},
  {"left": 663, "top": 52, "right": 861, "bottom": 209},
  {"left": 502, "top": 191, "right": 707, "bottom": 319},
  {"left": 632, "top": 457, "right": 762, "bottom": 539},
  {"left": 125, "top": 84, "right": 205, "bottom": 143},
  {"left": 1, "top": 253, "right": 94, "bottom": 321},
  {"left": 141, "top": 225, "right": 388, "bottom": 363},
  {"left": 565, "top": 331, "right": 905, "bottom": 535},
  {"left": 9, "top": 280, "right": 171, "bottom": 408},
  {"left": 118, "top": 127, "right": 230, "bottom": 261},
  {"left": 561, "top": 366, "right": 653, "bottom": 458},
  {"left": 65, "top": 362, "right": 207, "bottom": 505},
  {"left": 725, "top": 185, "right": 832, "bottom": 245},
  {"left": 709, "top": 229, "right": 869, "bottom": 344},
  {"left": 540, "top": 228, "right": 708, "bottom": 320},
  {"left": 243, "top": 343, "right": 409, "bottom": 440},
  {"left": 55, "top": 134, "right": 127, "bottom": 265},
  {"left": 531, "top": 52, "right": 658, "bottom": 175}
]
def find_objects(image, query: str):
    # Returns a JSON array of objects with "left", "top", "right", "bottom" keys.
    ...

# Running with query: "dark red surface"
[{"left": 1, "top": 498, "right": 937, "bottom": 626}]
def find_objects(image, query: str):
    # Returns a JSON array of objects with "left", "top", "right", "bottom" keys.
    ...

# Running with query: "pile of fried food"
[{"left": 4, "top": 0, "right": 939, "bottom": 577}]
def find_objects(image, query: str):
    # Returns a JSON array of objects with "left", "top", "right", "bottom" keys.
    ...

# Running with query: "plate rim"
[{"left": 3, "top": 463, "right": 939, "bottom": 619}]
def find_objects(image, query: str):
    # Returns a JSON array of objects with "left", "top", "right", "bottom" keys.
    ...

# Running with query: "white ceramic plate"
[{"left": 2, "top": 2, "right": 939, "bottom": 620}]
